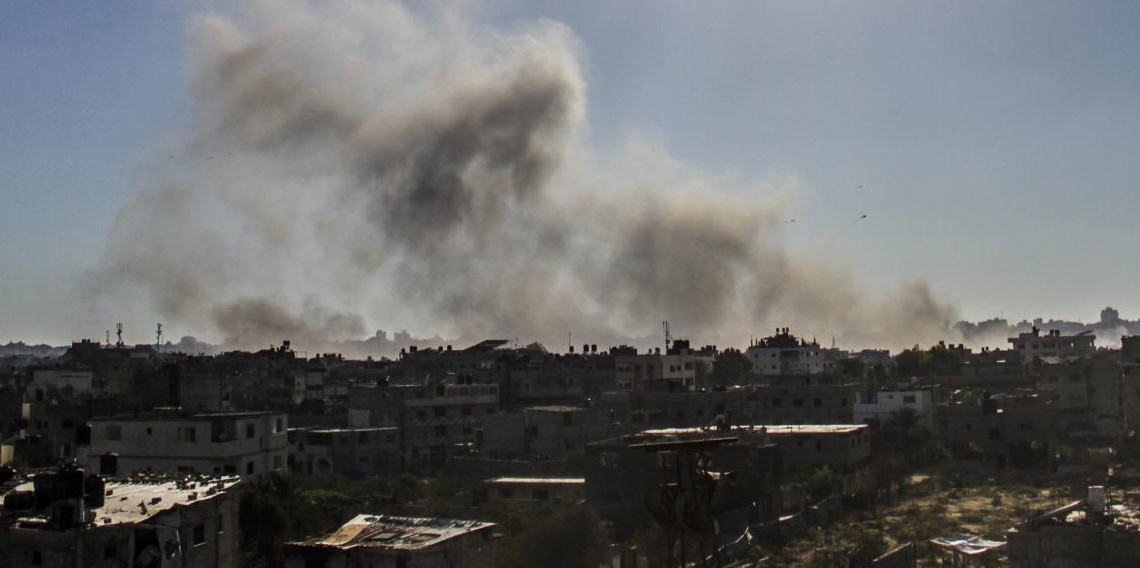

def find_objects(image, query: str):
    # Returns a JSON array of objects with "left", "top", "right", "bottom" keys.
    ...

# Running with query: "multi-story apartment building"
[
  {"left": 746, "top": 328, "right": 832, "bottom": 375},
  {"left": 1008, "top": 327, "right": 1095, "bottom": 363},
  {"left": 88, "top": 410, "right": 288, "bottom": 479},
  {"left": 348, "top": 376, "right": 499, "bottom": 471},
  {"left": 760, "top": 374, "right": 858, "bottom": 424},
  {"left": 287, "top": 426, "right": 400, "bottom": 476}
]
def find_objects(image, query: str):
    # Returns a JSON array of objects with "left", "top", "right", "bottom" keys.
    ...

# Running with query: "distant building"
[
  {"left": 481, "top": 405, "right": 589, "bottom": 459},
  {"left": 746, "top": 328, "right": 831, "bottom": 375},
  {"left": 760, "top": 374, "right": 859, "bottom": 425},
  {"left": 1008, "top": 327, "right": 1095, "bottom": 364},
  {"left": 854, "top": 388, "right": 936, "bottom": 431},
  {"left": 0, "top": 468, "right": 241, "bottom": 568},
  {"left": 348, "top": 375, "right": 499, "bottom": 472},
  {"left": 88, "top": 410, "right": 287, "bottom": 479},
  {"left": 638, "top": 424, "right": 872, "bottom": 474},
  {"left": 284, "top": 514, "right": 496, "bottom": 568},
  {"left": 287, "top": 426, "right": 400, "bottom": 476},
  {"left": 613, "top": 340, "right": 712, "bottom": 392}
]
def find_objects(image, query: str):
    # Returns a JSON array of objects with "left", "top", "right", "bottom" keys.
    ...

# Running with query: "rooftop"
[
  {"left": 640, "top": 424, "right": 868, "bottom": 437},
  {"left": 291, "top": 514, "right": 496, "bottom": 551},
  {"left": 7, "top": 475, "right": 240, "bottom": 527},
  {"left": 486, "top": 477, "right": 585, "bottom": 485}
]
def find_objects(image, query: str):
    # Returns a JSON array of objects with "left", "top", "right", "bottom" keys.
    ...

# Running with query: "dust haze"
[{"left": 91, "top": 0, "right": 957, "bottom": 355}]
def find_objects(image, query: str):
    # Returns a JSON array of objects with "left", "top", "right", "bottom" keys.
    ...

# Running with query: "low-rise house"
[
  {"left": 285, "top": 514, "right": 497, "bottom": 568},
  {"left": 0, "top": 467, "right": 241, "bottom": 568},
  {"left": 88, "top": 410, "right": 288, "bottom": 479}
]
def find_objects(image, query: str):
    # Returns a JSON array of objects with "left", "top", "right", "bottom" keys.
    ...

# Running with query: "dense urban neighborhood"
[{"left": 5, "top": 310, "right": 1140, "bottom": 566}]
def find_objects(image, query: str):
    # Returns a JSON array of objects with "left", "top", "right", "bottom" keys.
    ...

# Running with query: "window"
[
  {"left": 563, "top": 412, "right": 573, "bottom": 426},
  {"left": 434, "top": 425, "right": 447, "bottom": 437},
  {"left": 32, "top": 551, "right": 41, "bottom": 565},
  {"left": 185, "top": 427, "right": 197, "bottom": 442},
  {"left": 793, "top": 398, "right": 804, "bottom": 408},
  {"left": 246, "top": 462, "right": 255, "bottom": 475},
  {"left": 146, "top": 427, "right": 153, "bottom": 435},
  {"left": 813, "top": 398, "right": 822, "bottom": 408},
  {"left": 273, "top": 455, "right": 283, "bottom": 470},
  {"left": 434, "top": 407, "right": 446, "bottom": 417},
  {"left": 274, "top": 418, "right": 283, "bottom": 433},
  {"left": 193, "top": 524, "right": 206, "bottom": 545},
  {"left": 104, "top": 425, "right": 122, "bottom": 441},
  {"left": 246, "top": 424, "right": 255, "bottom": 439},
  {"left": 839, "top": 398, "right": 848, "bottom": 407},
  {"left": 218, "top": 514, "right": 225, "bottom": 534},
  {"left": 772, "top": 398, "right": 782, "bottom": 407},
  {"left": 462, "top": 406, "right": 472, "bottom": 416},
  {"left": 903, "top": 395, "right": 916, "bottom": 404}
]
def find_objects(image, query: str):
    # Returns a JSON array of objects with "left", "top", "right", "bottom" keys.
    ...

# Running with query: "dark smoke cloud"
[{"left": 92, "top": 0, "right": 957, "bottom": 355}]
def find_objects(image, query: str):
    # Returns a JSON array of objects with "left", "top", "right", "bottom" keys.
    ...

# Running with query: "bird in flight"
[{"left": 858, "top": 213, "right": 868, "bottom": 220}]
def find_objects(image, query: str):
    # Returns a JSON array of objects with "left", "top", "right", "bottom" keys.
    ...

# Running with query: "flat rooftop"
[
  {"left": 486, "top": 477, "right": 584, "bottom": 485},
  {"left": 8, "top": 475, "right": 241, "bottom": 527},
  {"left": 291, "top": 514, "right": 495, "bottom": 551},
  {"left": 641, "top": 424, "right": 868, "bottom": 436}
]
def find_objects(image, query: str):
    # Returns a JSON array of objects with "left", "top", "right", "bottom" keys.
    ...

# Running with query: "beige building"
[
  {"left": 0, "top": 468, "right": 241, "bottom": 568},
  {"left": 89, "top": 410, "right": 287, "bottom": 479}
]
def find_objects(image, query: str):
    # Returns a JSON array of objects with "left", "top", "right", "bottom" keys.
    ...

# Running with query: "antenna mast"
[
  {"left": 115, "top": 323, "right": 124, "bottom": 348},
  {"left": 156, "top": 323, "right": 163, "bottom": 351},
  {"left": 663, "top": 321, "right": 671, "bottom": 351},
  {"left": 105, "top": 330, "right": 110, "bottom": 348}
]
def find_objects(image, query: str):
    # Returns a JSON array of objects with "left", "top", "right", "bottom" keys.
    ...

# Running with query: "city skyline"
[{"left": 3, "top": 1, "right": 1140, "bottom": 347}]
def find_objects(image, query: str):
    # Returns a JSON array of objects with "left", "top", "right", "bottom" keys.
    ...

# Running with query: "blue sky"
[{"left": 3, "top": 1, "right": 1140, "bottom": 343}]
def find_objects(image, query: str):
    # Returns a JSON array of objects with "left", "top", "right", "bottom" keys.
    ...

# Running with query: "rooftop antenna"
[
  {"left": 568, "top": 330, "right": 572, "bottom": 353},
  {"left": 155, "top": 323, "right": 163, "bottom": 351},
  {"left": 663, "top": 320, "right": 671, "bottom": 351},
  {"left": 105, "top": 330, "right": 110, "bottom": 348},
  {"left": 115, "top": 323, "right": 124, "bottom": 348}
]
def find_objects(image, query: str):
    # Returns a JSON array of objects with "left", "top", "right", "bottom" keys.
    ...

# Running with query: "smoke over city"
[{"left": 92, "top": 0, "right": 956, "bottom": 354}]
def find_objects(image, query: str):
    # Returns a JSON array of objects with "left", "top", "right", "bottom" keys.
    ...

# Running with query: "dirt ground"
[{"left": 760, "top": 462, "right": 1081, "bottom": 567}]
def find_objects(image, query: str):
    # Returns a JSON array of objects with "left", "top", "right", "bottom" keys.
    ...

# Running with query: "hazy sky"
[{"left": 3, "top": 1, "right": 1140, "bottom": 345}]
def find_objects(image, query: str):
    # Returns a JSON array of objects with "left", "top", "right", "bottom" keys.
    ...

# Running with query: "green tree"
[
  {"left": 710, "top": 349, "right": 753, "bottom": 386},
  {"left": 517, "top": 506, "right": 609, "bottom": 568}
]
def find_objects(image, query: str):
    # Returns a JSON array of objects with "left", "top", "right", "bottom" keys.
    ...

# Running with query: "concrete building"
[
  {"left": 761, "top": 374, "right": 859, "bottom": 425},
  {"left": 1006, "top": 490, "right": 1140, "bottom": 567},
  {"left": 287, "top": 426, "right": 400, "bottom": 476},
  {"left": 1009, "top": 327, "right": 1096, "bottom": 364},
  {"left": 285, "top": 514, "right": 497, "bottom": 568},
  {"left": 348, "top": 375, "right": 499, "bottom": 472},
  {"left": 613, "top": 340, "right": 712, "bottom": 392},
  {"left": 585, "top": 432, "right": 782, "bottom": 540},
  {"left": 0, "top": 468, "right": 241, "bottom": 568},
  {"left": 481, "top": 405, "right": 589, "bottom": 459},
  {"left": 639, "top": 424, "right": 872, "bottom": 474},
  {"left": 746, "top": 328, "right": 831, "bottom": 375},
  {"left": 854, "top": 388, "right": 936, "bottom": 430},
  {"left": 88, "top": 410, "right": 288, "bottom": 479}
]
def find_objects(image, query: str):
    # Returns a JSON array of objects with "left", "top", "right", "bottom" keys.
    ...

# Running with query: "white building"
[
  {"left": 853, "top": 389, "right": 935, "bottom": 430},
  {"left": 746, "top": 328, "right": 831, "bottom": 375},
  {"left": 89, "top": 410, "right": 288, "bottom": 479}
]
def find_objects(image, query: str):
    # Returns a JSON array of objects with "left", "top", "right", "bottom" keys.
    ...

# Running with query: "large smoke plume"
[{"left": 92, "top": 0, "right": 956, "bottom": 354}]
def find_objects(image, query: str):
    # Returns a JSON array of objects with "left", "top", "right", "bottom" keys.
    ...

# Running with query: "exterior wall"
[
  {"left": 763, "top": 429, "right": 871, "bottom": 472},
  {"left": 762, "top": 377, "right": 858, "bottom": 425},
  {"left": 591, "top": 388, "right": 765, "bottom": 431},
  {"left": 27, "top": 369, "right": 95, "bottom": 400},
  {"left": 288, "top": 427, "right": 400, "bottom": 476},
  {"left": 0, "top": 485, "right": 240, "bottom": 568},
  {"left": 89, "top": 412, "right": 287, "bottom": 478},
  {"left": 1009, "top": 329, "right": 1096, "bottom": 363},
  {"left": 853, "top": 390, "right": 935, "bottom": 430}
]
